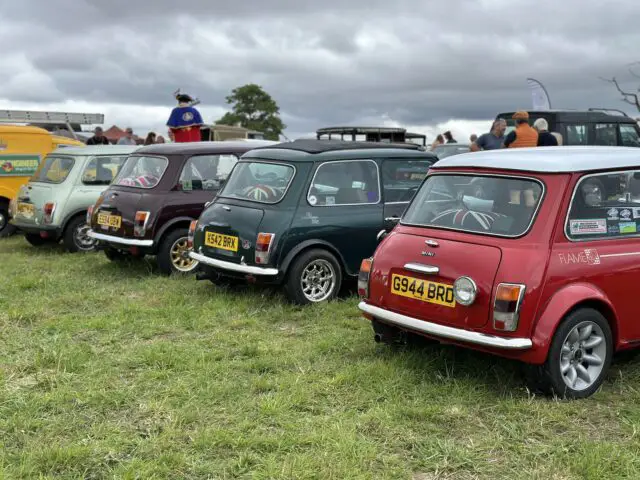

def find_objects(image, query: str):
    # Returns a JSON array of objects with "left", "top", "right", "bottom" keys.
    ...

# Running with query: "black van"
[{"left": 496, "top": 109, "right": 640, "bottom": 147}]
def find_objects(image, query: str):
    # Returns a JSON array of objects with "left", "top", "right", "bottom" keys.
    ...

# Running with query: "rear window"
[
  {"left": 31, "top": 155, "right": 74, "bottom": 184},
  {"left": 219, "top": 161, "right": 295, "bottom": 203},
  {"left": 114, "top": 156, "right": 168, "bottom": 189},
  {"left": 402, "top": 174, "right": 544, "bottom": 237}
]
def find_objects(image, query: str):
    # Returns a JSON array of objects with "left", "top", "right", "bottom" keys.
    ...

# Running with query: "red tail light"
[
  {"left": 134, "top": 211, "right": 150, "bottom": 237},
  {"left": 358, "top": 258, "right": 373, "bottom": 298},
  {"left": 187, "top": 220, "right": 197, "bottom": 249},
  {"left": 255, "top": 233, "right": 275, "bottom": 264},
  {"left": 86, "top": 205, "right": 94, "bottom": 225},
  {"left": 43, "top": 202, "right": 56, "bottom": 224},
  {"left": 493, "top": 283, "right": 526, "bottom": 332}
]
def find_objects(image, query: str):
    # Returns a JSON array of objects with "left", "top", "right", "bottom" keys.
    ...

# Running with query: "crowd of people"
[
  {"left": 86, "top": 126, "right": 174, "bottom": 146},
  {"left": 430, "top": 111, "right": 562, "bottom": 152}
]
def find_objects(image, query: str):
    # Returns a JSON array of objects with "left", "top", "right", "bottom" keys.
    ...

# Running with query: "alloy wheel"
[
  {"left": 559, "top": 320, "right": 607, "bottom": 391},
  {"left": 170, "top": 237, "right": 198, "bottom": 272},
  {"left": 74, "top": 223, "right": 96, "bottom": 251},
  {"left": 300, "top": 259, "right": 336, "bottom": 303}
]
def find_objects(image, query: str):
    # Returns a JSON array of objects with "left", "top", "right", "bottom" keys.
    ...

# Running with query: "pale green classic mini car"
[{"left": 9, "top": 145, "right": 137, "bottom": 252}]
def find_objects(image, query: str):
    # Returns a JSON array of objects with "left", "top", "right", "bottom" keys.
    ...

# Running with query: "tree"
[
  {"left": 603, "top": 62, "right": 640, "bottom": 112},
  {"left": 215, "top": 84, "right": 286, "bottom": 140}
]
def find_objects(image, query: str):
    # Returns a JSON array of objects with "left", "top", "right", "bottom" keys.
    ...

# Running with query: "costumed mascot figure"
[{"left": 166, "top": 90, "right": 203, "bottom": 143}]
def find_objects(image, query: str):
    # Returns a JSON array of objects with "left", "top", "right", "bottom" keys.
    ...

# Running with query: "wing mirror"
[{"left": 376, "top": 229, "right": 388, "bottom": 243}]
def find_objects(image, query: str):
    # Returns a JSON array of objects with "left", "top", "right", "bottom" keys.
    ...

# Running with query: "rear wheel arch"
[
  {"left": 154, "top": 217, "right": 194, "bottom": 245},
  {"left": 61, "top": 209, "right": 87, "bottom": 233},
  {"left": 532, "top": 284, "right": 619, "bottom": 359},
  {"left": 280, "top": 240, "right": 348, "bottom": 278}
]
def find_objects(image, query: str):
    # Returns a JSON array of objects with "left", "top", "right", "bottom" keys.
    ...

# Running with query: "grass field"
[{"left": 2, "top": 235, "right": 640, "bottom": 479}]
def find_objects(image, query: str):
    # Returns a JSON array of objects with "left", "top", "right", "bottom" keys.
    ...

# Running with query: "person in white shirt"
[{"left": 117, "top": 127, "right": 137, "bottom": 145}]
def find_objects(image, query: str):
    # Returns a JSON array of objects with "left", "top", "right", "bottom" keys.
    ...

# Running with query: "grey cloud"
[{"left": 3, "top": 0, "right": 640, "bottom": 135}]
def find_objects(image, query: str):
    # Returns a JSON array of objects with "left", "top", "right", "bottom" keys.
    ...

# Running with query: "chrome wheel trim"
[
  {"left": 170, "top": 237, "right": 198, "bottom": 272},
  {"left": 559, "top": 321, "right": 607, "bottom": 391},
  {"left": 0, "top": 212, "right": 6, "bottom": 230},
  {"left": 300, "top": 258, "right": 336, "bottom": 303},
  {"left": 74, "top": 223, "right": 96, "bottom": 251}
]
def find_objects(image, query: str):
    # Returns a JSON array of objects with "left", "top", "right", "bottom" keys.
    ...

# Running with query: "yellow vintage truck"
[{"left": 0, "top": 110, "right": 103, "bottom": 236}]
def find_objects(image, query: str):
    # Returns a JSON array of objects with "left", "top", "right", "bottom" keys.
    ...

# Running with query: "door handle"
[{"left": 385, "top": 216, "right": 400, "bottom": 222}]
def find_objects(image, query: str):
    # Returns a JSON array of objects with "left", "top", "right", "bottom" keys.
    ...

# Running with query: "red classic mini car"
[{"left": 358, "top": 146, "right": 640, "bottom": 399}]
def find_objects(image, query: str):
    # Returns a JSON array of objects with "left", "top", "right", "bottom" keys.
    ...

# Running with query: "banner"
[
  {"left": 527, "top": 78, "right": 551, "bottom": 110},
  {"left": 0, "top": 155, "right": 40, "bottom": 176}
]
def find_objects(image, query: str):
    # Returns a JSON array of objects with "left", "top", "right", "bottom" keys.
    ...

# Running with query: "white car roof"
[
  {"left": 52, "top": 145, "right": 139, "bottom": 156},
  {"left": 432, "top": 146, "right": 640, "bottom": 173}
]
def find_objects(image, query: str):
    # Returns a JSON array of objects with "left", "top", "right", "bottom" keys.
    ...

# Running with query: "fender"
[
  {"left": 153, "top": 216, "right": 194, "bottom": 244},
  {"left": 531, "top": 282, "right": 618, "bottom": 357},
  {"left": 60, "top": 208, "right": 89, "bottom": 233},
  {"left": 279, "top": 239, "right": 350, "bottom": 277}
]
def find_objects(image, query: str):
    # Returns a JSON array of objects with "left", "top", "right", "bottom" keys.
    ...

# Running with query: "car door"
[
  {"left": 73, "top": 155, "right": 128, "bottom": 218},
  {"left": 162, "top": 153, "right": 240, "bottom": 222},
  {"left": 302, "top": 159, "right": 383, "bottom": 275},
  {"left": 380, "top": 157, "right": 433, "bottom": 226},
  {"left": 549, "top": 170, "right": 640, "bottom": 342}
]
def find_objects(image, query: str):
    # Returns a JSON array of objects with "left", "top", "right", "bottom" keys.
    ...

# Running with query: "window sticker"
[
  {"left": 606, "top": 208, "right": 619, "bottom": 221},
  {"left": 608, "top": 225, "right": 620, "bottom": 235},
  {"left": 620, "top": 208, "right": 633, "bottom": 220},
  {"left": 326, "top": 196, "right": 335, "bottom": 205},
  {"left": 569, "top": 219, "right": 607, "bottom": 235},
  {"left": 182, "top": 179, "right": 193, "bottom": 191},
  {"left": 632, "top": 207, "right": 640, "bottom": 219},
  {"left": 619, "top": 221, "right": 637, "bottom": 234},
  {"left": 308, "top": 195, "right": 317, "bottom": 206}
]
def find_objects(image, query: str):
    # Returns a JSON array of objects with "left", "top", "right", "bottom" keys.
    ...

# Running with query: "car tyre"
[
  {"left": 24, "top": 233, "right": 51, "bottom": 246},
  {"left": 526, "top": 308, "right": 612, "bottom": 399},
  {"left": 285, "top": 249, "right": 342, "bottom": 305},
  {"left": 0, "top": 204, "right": 17, "bottom": 238},
  {"left": 63, "top": 216, "right": 96, "bottom": 253},
  {"left": 157, "top": 228, "right": 199, "bottom": 276}
]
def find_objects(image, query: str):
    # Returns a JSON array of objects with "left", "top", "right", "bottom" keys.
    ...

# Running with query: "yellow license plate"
[
  {"left": 17, "top": 203, "right": 35, "bottom": 217},
  {"left": 391, "top": 274, "right": 456, "bottom": 308},
  {"left": 204, "top": 232, "right": 238, "bottom": 252},
  {"left": 97, "top": 213, "right": 122, "bottom": 228}
]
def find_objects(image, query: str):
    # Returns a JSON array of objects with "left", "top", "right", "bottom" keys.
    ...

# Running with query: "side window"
[
  {"left": 567, "top": 171, "right": 640, "bottom": 240},
  {"left": 564, "top": 124, "right": 588, "bottom": 145},
  {"left": 381, "top": 159, "right": 432, "bottom": 203},
  {"left": 178, "top": 154, "right": 238, "bottom": 191},
  {"left": 82, "top": 156, "right": 127, "bottom": 185},
  {"left": 594, "top": 123, "right": 617, "bottom": 146},
  {"left": 308, "top": 160, "right": 380, "bottom": 206},
  {"left": 621, "top": 125, "right": 640, "bottom": 147}
]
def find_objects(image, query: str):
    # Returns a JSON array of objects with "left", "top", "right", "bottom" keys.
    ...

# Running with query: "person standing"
[
  {"left": 144, "top": 132, "right": 157, "bottom": 145},
  {"left": 470, "top": 119, "right": 507, "bottom": 151},
  {"left": 156, "top": 135, "right": 166, "bottom": 144},
  {"left": 166, "top": 91, "right": 203, "bottom": 143},
  {"left": 443, "top": 131, "right": 457, "bottom": 143},
  {"left": 503, "top": 111, "right": 538, "bottom": 148},
  {"left": 469, "top": 133, "right": 478, "bottom": 143},
  {"left": 533, "top": 118, "right": 559, "bottom": 147},
  {"left": 430, "top": 134, "right": 444, "bottom": 150},
  {"left": 86, "top": 127, "right": 110, "bottom": 145},
  {"left": 118, "top": 127, "right": 137, "bottom": 145}
]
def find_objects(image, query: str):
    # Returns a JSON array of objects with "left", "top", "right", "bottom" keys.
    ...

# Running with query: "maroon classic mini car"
[
  {"left": 358, "top": 146, "right": 640, "bottom": 399},
  {"left": 87, "top": 141, "right": 274, "bottom": 274}
]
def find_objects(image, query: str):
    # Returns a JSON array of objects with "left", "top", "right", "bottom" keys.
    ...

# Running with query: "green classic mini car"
[
  {"left": 189, "top": 140, "right": 438, "bottom": 304},
  {"left": 10, "top": 145, "right": 135, "bottom": 252}
]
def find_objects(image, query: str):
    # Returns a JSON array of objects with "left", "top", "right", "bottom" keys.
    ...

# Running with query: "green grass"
[{"left": 1, "top": 236, "right": 640, "bottom": 479}]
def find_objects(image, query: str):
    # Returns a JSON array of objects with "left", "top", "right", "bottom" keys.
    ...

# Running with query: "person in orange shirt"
[{"left": 503, "top": 111, "right": 538, "bottom": 148}]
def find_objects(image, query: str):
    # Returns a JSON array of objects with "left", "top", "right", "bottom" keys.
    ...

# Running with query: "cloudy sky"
[{"left": 2, "top": 0, "right": 640, "bottom": 141}]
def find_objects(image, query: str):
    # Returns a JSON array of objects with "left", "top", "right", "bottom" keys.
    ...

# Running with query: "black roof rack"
[{"left": 259, "top": 139, "right": 423, "bottom": 154}]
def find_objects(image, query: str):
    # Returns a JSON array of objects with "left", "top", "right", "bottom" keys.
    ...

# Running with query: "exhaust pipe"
[{"left": 374, "top": 333, "right": 383, "bottom": 343}]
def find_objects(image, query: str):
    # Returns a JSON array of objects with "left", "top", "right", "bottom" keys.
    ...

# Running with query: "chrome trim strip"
[
  {"left": 359, "top": 302, "right": 532, "bottom": 350},
  {"left": 404, "top": 263, "right": 439, "bottom": 275},
  {"left": 87, "top": 230, "right": 154, "bottom": 246},
  {"left": 189, "top": 251, "right": 279, "bottom": 276}
]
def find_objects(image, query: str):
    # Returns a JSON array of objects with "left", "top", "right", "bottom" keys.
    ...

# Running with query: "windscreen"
[
  {"left": 402, "top": 174, "right": 543, "bottom": 236},
  {"left": 114, "top": 156, "right": 168, "bottom": 189},
  {"left": 31, "top": 156, "right": 74, "bottom": 183},
  {"left": 219, "top": 161, "right": 295, "bottom": 203}
]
